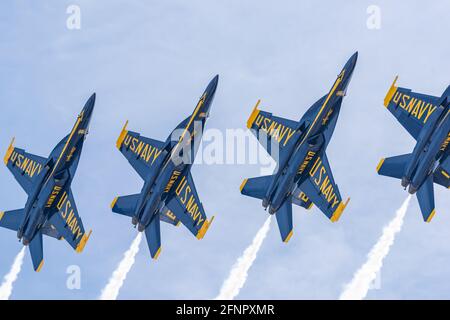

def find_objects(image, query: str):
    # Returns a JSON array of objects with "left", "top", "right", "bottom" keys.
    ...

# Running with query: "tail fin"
[
  {"left": 29, "top": 231, "right": 44, "bottom": 272},
  {"left": 144, "top": 217, "right": 162, "bottom": 260},
  {"left": 417, "top": 175, "right": 436, "bottom": 222},
  {"left": 0, "top": 209, "right": 25, "bottom": 232},
  {"left": 111, "top": 194, "right": 140, "bottom": 217},
  {"left": 377, "top": 153, "right": 412, "bottom": 179},
  {"left": 240, "top": 175, "right": 274, "bottom": 200},
  {"left": 275, "top": 200, "right": 293, "bottom": 243}
]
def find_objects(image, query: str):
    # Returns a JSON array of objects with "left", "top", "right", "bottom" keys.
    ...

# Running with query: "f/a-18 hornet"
[
  {"left": 0, "top": 94, "right": 95, "bottom": 271},
  {"left": 112, "top": 76, "right": 218, "bottom": 260},
  {"left": 378, "top": 77, "right": 450, "bottom": 222},
  {"left": 241, "top": 53, "right": 357, "bottom": 242}
]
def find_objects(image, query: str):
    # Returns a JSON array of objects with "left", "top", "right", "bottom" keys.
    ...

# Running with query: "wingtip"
[
  {"left": 110, "top": 197, "right": 118, "bottom": 209},
  {"left": 35, "top": 259, "right": 44, "bottom": 273},
  {"left": 384, "top": 76, "right": 399, "bottom": 107},
  {"left": 246, "top": 100, "right": 261, "bottom": 129},
  {"left": 116, "top": 121, "right": 129, "bottom": 149},
  {"left": 153, "top": 247, "right": 162, "bottom": 260},
  {"left": 196, "top": 216, "right": 214, "bottom": 240},
  {"left": 75, "top": 230, "right": 92, "bottom": 253},
  {"left": 331, "top": 197, "right": 350, "bottom": 222},
  {"left": 4, "top": 137, "right": 15, "bottom": 166},
  {"left": 376, "top": 158, "right": 385, "bottom": 173},
  {"left": 240, "top": 179, "right": 248, "bottom": 193},
  {"left": 283, "top": 230, "right": 294, "bottom": 243},
  {"left": 426, "top": 209, "right": 436, "bottom": 223}
]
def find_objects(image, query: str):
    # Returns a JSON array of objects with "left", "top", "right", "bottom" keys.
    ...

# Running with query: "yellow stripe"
[
  {"left": 153, "top": 247, "right": 162, "bottom": 260},
  {"left": 376, "top": 158, "right": 385, "bottom": 173},
  {"left": 197, "top": 216, "right": 215, "bottom": 240},
  {"left": 0, "top": 211, "right": 4, "bottom": 221},
  {"left": 76, "top": 230, "right": 92, "bottom": 253},
  {"left": 247, "top": 100, "right": 261, "bottom": 129},
  {"left": 384, "top": 76, "right": 398, "bottom": 107},
  {"left": 36, "top": 260, "right": 44, "bottom": 273},
  {"left": 3, "top": 137, "right": 15, "bottom": 165},
  {"left": 284, "top": 230, "right": 293, "bottom": 243},
  {"left": 441, "top": 170, "right": 450, "bottom": 179},
  {"left": 299, "top": 72, "right": 343, "bottom": 146},
  {"left": 331, "top": 197, "right": 350, "bottom": 222},
  {"left": 116, "top": 120, "right": 129, "bottom": 149},
  {"left": 426, "top": 209, "right": 436, "bottom": 223},
  {"left": 240, "top": 179, "right": 248, "bottom": 192},
  {"left": 110, "top": 197, "right": 118, "bottom": 209}
]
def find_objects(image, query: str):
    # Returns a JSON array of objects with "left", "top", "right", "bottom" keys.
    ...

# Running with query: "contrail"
[
  {"left": 99, "top": 232, "right": 142, "bottom": 300},
  {"left": 0, "top": 247, "right": 26, "bottom": 300},
  {"left": 339, "top": 196, "right": 411, "bottom": 300},
  {"left": 215, "top": 217, "right": 271, "bottom": 300}
]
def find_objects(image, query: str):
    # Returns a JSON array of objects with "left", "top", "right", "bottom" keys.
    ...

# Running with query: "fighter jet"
[
  {"left": 241, "top": 53, "right": 357, "bottom": 242},
  {"left": 0, "top": 94, "right": 95, "bottom": 271},
  {"left": 111, "top": 75, "right": 218, "bottom": 260},
  {"left": 377, "top": 77, "right": 450, "bottom": 222}
]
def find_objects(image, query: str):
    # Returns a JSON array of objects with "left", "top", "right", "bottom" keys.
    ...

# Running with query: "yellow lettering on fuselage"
[
  {"left": 56, "top": 191, "right": 83, "bottom": 240},
  {"left": 392, "top": 92, "right": 437, "bottom": 124},
  {"left": 45, "top": 185, "right": 62, "bottom": 208},
  {"left": 123, "top": 134, "right": 162, "bottom": 164},
  {"left": 174, "top": 176, "right": 205, "bottom": 226},
  {"left": 297, "top": 151, "right": 316, "bottom": 175},
  {"left": 164, "top": 170, "right": 181, "bottom": 193},
  {"left": 309, "top": 157, "right": 340, "bottom": 209},
  {"left": 440, "top": 132, "right": 450, "bottom": 151},
  {"left": 297, "top": 191, "right": 309, "bottom": 203},
  {"left": 254, "top": 115, "right": 296, "bottom": 147},
  {"left": 9, "top": 151, "right": 43, "bottom": 178}
]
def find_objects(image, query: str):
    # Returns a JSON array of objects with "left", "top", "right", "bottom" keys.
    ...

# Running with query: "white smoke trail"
[
  {"left": 99, "top": 232, "right": 142, "bottom": 300},
  {"left": 339, "top": 196, "right": 411, "bottom": 300},
  {"left": 0, "top": 247, "right": 26, "bottom": 300},
  {"left": 215, "top": 217, "right": 271, "bottom": 300}
]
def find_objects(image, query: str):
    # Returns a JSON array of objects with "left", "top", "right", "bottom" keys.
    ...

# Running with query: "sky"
[{"left": 0, "top": 0, "right": 449, "bottom": 299}]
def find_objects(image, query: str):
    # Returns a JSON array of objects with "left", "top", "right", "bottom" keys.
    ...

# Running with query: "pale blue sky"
[{"left": 0, "top": 0, "right": 449, "bottom": 299}]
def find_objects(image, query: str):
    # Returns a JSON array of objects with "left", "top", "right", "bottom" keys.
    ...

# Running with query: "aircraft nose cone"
[
  {"left": 207, "top": 74, "right": 219, "bottom": 94},
  {"left": 82, "top": 93, "right": 96, "bottom": 118},
  {"left": 346, "top": 51, "right": 358, "bottom": 74}
]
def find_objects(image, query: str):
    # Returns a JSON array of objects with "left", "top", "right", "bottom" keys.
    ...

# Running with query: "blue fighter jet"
[
  {"left": 111, "top": 76, "right": 218, "bottom": 260},
  {"left": 0, "top": 94, "right": 95, "bottom": 271},
  {"left": 377, "top": 77, "right": 450, "bottom": 222},
  {"left": 241, "top": 53, "right": 357, "bottom": 243}
]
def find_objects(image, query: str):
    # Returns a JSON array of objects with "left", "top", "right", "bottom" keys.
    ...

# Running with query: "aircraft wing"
[
  {"left": 384, "top": 77, "right": 441, "bottom": 140},
  {"left": 165, "top": 171, "right": 214, "bottom": 239},
  {"left": 297, "top": 152, "right": 349, "bottom": 222},
  {"left": 48, "top": 188, "right": 91, "bottom": 253},
  {"left": 3, "top": 138, "right": 47, "bottom": 195},
  {"left": 116, "top": 121, "right": 167, "bottom": 180},
  {"left": 247, "top": 100, "right": 300, "bottom": 164}
]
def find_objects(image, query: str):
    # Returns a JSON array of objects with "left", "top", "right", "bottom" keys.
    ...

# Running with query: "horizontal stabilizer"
[
  {"left": 0, "top": 208, "right": 25, "bottom": 232},
  {"left": 144, "top": 217, "right": 162, "bottom": 260},
  {"left": 29, "top": 231, "right": 44, "bottom": 272},
  {"left": 275, "top": 199, "right": 293, "bottom": 243},
  {"left": 377, "top": 153, "right": 412, "bottom": 179},
  {"left": 417, "top": 175, "right": 436, "bottom": 222},
  {"left": 240, "top": 175, "right": 274, "bottom": 200},
  {"left": 111, "top": 194, "right": 140, "bottom": 217}
]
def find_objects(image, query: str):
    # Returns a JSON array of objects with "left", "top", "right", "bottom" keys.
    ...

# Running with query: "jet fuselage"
[
  {"left": 264, "top": 53, "right": 357, "bottom": 214},
  {"left": 18, "top": 95, "right": 95, "bottom": 244},
  {"left": 134, "top": 76, "right": 218, "bottom": 231}
]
